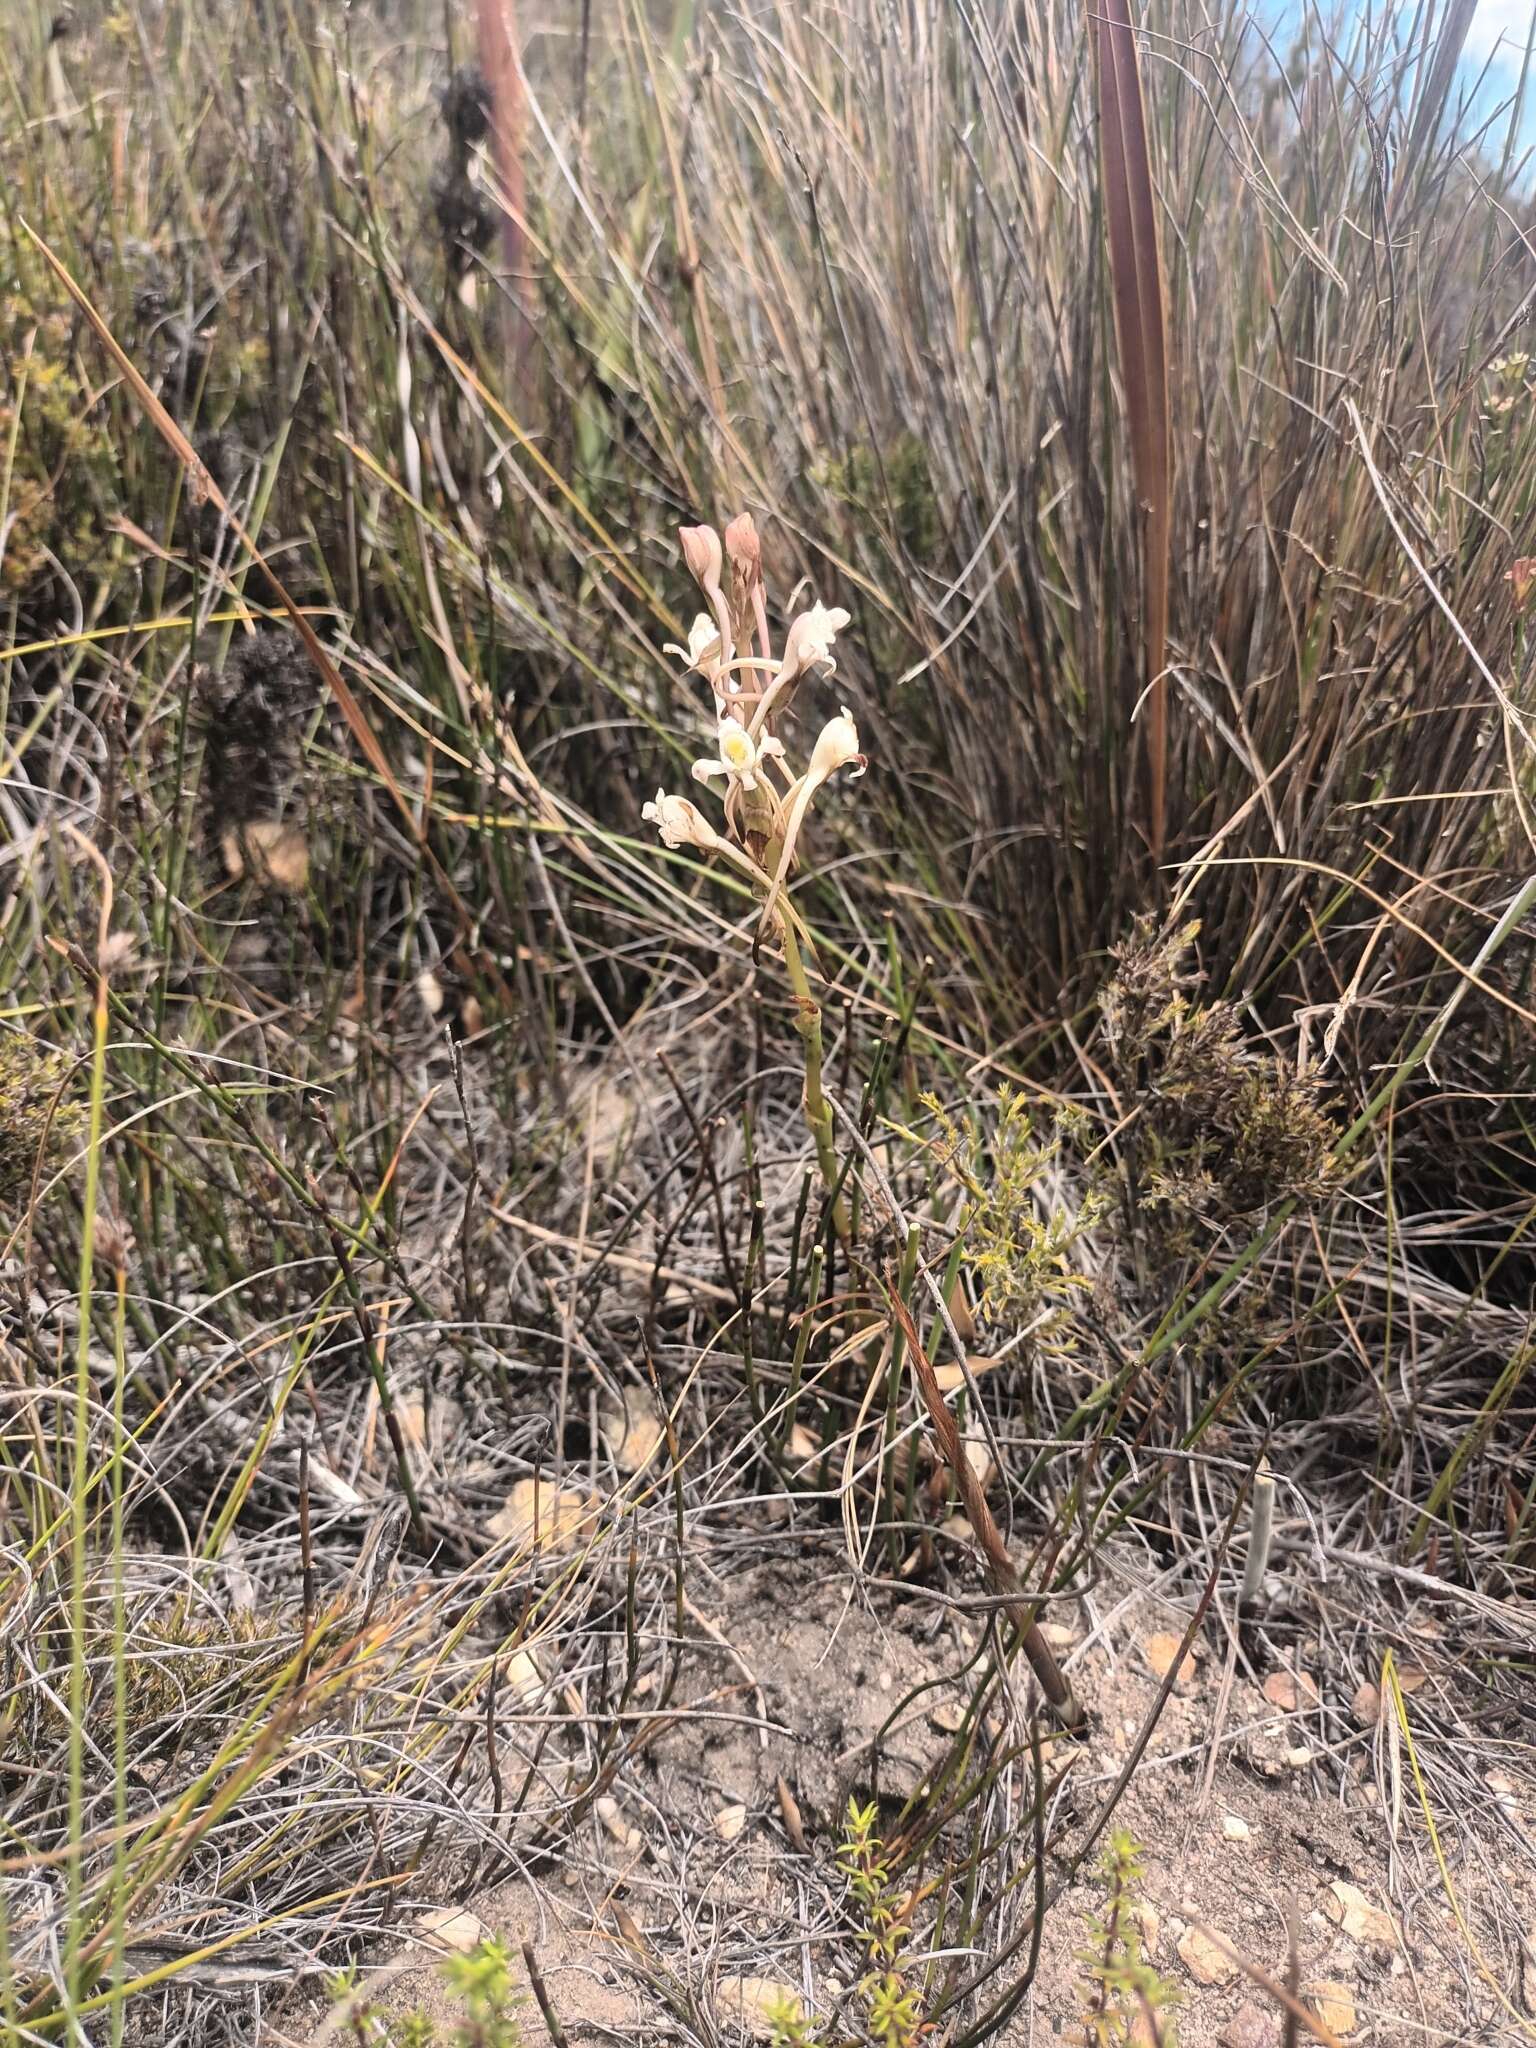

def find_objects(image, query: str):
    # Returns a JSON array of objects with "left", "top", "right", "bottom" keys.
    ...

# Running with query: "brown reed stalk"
[
  {"left": 1093, "top": 0, "right": 1171, "bottom": 864},
  {"left": 885, "top": 1285, "right": 1085, "bottom": 1731},
  {"left": 476, "top": 0, "right": 538, "bottom": 393}
]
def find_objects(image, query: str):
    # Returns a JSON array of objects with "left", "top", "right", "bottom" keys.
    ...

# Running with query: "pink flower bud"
[
  {"left": 723, "top": 512, "right": 761, "bottom": 575},
  {"left": 678, "top": 523, "right": 724, "bottom": 594}
]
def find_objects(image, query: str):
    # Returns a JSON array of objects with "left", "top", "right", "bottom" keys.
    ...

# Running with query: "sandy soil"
[{"left": 280, "top": 1545, "right": 1536, "bottom": 2047}]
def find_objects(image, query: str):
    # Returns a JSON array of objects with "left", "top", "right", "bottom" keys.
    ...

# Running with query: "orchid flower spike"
[
  {"left": 758, "top": 707, "right": 865, "bottom": 937},
  {"left": 692, "top": 714, "right": 786, "bottom": 795},
  {"left": 750, "top": 601, "right": 852, "bottom": 736}
]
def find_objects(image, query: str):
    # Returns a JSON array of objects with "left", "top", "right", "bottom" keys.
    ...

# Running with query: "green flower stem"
[{"left": 779, "top": 916, "right": 851, "bottom": 1245}]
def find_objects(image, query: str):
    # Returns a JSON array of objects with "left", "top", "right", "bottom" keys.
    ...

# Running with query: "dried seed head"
[
  {"left": 440, "top": 65, "right": 492, "bottom": 149},
  {"left": 99, "top": 930, "right": 140, "bottom": 976},
  {"left": 432, "top": 163, "right": 497, "bottom": 271},
  {"left": 94, "top": 1208, "right": 135, "bottom": 1276},
  {"left": 199, "top": 632, "right": 315, "bottom": 824}
]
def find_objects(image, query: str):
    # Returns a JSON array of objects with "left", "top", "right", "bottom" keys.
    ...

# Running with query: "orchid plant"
[{"left": 644, "top": 514, "right": 865, "bottom": 1239}]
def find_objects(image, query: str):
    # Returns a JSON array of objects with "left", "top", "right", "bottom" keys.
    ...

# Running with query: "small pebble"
[{"left": 1221, "top": 1814, "right": 1251, "bottom": 1840}]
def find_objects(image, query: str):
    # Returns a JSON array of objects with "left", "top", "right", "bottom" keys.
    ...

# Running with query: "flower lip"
[
  {"left": 692, "top": 714, "right": 783, "bottom": 792},
  {"left": 719, "top": 720, "right": 755, "bottom": 772}
]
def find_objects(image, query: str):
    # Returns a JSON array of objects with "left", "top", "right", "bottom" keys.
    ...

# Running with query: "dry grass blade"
[
  {"left": 1395, "top": 0, "right": 1480, "bottom": 204},
  {"left": 1093, "top": 0, "right": 1171, "bottom": 860}
]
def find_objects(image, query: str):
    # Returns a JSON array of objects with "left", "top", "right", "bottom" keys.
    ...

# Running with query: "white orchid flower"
[
  {"left": 750, "top": 601, "right": 852, "bottom": 736},
  {"left": 664, "top": 613, "right": 725, "bottom": 687},
  {"left": 692, "top": 715, "right": 786, "bottom": 794},
  {"left": 643, "top": 786, "right": 777, "bottom": 896},
  {"left": 807, "top": 706, "right": 863, "bottom": 781},
  {"left": 758, "top": 706, "right": 865, "bottom": 937},
  {"left": 785, "top": 602, "right": 852, "bottom": 676},
  {"left": 643, "top": 789, "right": 724, "bottom": 853}
]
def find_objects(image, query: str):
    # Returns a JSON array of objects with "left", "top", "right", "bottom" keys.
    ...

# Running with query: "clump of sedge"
[{"left": 0, "top": 1035, "right": 84, "bottom": 1206}]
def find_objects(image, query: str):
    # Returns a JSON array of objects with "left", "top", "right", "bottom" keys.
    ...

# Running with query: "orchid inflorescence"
[{"left": 643, "top": 514, "right": 865, "bottom": 942}]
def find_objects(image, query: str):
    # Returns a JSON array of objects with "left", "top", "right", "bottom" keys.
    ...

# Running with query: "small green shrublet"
[
  {"left": 770, "top": 1800, "right": 925, "bottom": 2048},
  {"left": 0, "top": 295, "right": 121, "bottom": 601},
  {"left": 925, "top": 1086, "right": 1108, "bottom": 1328},
  {"left": 324, "top": 1938, "right": 524, "bottom": 2047},
  {"left": 1076, "top": 1831, "right": 1178, "bottom": 2048},
  {"left": 766, "top": 1996, "right": 821, "bottom": 2048},
  {"left": 440, "top": 1937, "right": 523, "bottom": 2043},
  {"left": 0, "top": 1033, "right": 85, "bottom": 1205},
  {"left": 1101, "top": 919, "right": 1338, "bottom": 1246}
]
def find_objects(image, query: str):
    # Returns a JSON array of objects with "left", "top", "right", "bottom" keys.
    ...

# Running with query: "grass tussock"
[{"left": 2, "top": 0, "right": 1536, "bottom": 2039}]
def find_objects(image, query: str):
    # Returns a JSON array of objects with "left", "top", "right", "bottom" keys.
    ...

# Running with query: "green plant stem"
[
  {"left": 109, "top": 1265, "right": 129, "bottom": 2048},
  {"left": 779, "top": 919, "right": 851, "bottom": 1245},
  {"left": 777, "top": 1241, "right": 823, "bottom": 1463},
  {"left": 65, "top": 944, "right": 110, "bottom": 2018},
  {"left": 883, "top": 1224, "right": 921, "bottom": 1564}
]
